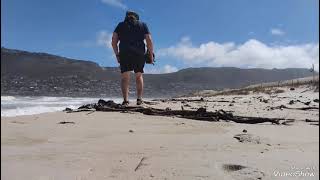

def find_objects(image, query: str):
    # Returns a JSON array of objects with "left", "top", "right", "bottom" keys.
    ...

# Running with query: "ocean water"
[{"left": 1, "top": 96, "right": 123, "bottom": 117}]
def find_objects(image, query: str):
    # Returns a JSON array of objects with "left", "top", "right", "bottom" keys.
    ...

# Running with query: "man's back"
[{"left": 114, "top": 21, "right": 150, "bottom": 55}]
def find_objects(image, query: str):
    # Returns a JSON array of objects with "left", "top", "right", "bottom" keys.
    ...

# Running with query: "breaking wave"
[{"left": 1, "top": 96, "right": 122, "bottom": 117}]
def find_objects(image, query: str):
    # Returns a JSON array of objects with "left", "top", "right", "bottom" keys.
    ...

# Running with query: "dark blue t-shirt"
[{"left": 114, "top": 21, "right": 150, "bottom": 55}]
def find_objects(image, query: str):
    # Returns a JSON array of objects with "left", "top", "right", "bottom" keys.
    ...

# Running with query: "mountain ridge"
[{"left": 1, "top": 47, "right": 316, "bottom": 97}]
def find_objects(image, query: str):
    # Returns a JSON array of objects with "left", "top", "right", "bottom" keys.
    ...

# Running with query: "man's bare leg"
[
  {"left": 121, "top": 72, "right": 130, "bottom": 102},
  {"left": 135, "top": 72, "right": 143, "bottom": 100}
]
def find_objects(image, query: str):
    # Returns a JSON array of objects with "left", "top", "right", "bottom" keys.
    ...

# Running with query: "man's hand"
[
  {"left": 148, "top": 52, "right": 154, "bottom": 64},
  {"left": 111, "top": 32, "right": 120, "bottom": 64},
  {"left": 145, "top": 34, "right": 154, "bottom": 64}
]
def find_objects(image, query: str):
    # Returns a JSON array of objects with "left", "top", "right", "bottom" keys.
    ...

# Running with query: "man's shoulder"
[
  {"left": 117, "top": 21, "right": 126, "bottom": 26},
  {"left": 140, "top": 21, "right": 147, "bottom": 26},
  {"left": 138, "top": 22, "right": 149, "bottom": 30},
  {"left": 114, "top": 22, "right": 126, "bottom": 32},
  {"left": 118, "top": 21, "right": 147, "bottom": 26}
]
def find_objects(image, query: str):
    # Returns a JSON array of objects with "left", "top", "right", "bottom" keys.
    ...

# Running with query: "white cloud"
[
  {"left": 158, "top": 37, "right": 319, "bottom": 71},
  {"left": 163, "top": 65, "right": 178, "bottom": 73},
  {"left": 145, "top": 64, "right": 178, "bottom": 74},
  {"left": 101, "top": 0, "right": 127, "bottom": 10},
  {"left": 97, "top": 30, "right": 113, "bottom": 49},
  {"left": 270, "top": 28, "right": 285, "bottom": 36}
]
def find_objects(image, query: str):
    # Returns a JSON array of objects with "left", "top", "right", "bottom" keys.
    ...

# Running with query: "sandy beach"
[{"left": 1, "top": 85, "right": 319, "bottom": 180}]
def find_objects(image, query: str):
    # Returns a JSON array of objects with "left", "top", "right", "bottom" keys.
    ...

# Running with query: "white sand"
[{"left": 1, "top": 86, "right": 319, "bottom": 180}]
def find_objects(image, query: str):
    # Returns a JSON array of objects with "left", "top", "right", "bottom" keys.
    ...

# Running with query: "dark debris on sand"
[{"left": 63, "top": 99, "right": 293, "bottom": 125}]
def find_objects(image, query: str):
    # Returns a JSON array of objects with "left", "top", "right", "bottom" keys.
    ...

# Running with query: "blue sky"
[{"left": 1, "top": 0, "right": 319, "bottom": 73}]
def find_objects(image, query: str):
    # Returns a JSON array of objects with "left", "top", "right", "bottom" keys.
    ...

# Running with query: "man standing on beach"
[{"left": 111, "top": 11, "right": 154, "bottom": 106}]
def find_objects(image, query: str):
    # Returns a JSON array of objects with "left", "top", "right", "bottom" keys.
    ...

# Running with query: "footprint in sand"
[{"left": 222, "top": 164, "right": 265, "bottom": 180}]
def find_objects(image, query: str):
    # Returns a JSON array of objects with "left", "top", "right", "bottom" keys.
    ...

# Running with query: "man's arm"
[
  {"left": 111, "top": 32, "right": 120, "bottom": 63},
  {"left": 145, "top": 34, "right": 154, "bottom": 62}
]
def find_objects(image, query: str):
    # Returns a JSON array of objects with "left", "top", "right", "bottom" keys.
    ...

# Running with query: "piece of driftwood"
[
  {"left": 281, "top": 119, "right": 295, "bottom": 125},
  {"left": 293, "top": 107, "right": 319, "bottom": 110},
  {"left": 310, "top": 123, "right": 319, "bottom": 126},
  {"left": 270, "top": 105, "right": 319, "bottom": 111},
  {"left": 65, "top": 99, "right": 288, "bottom": 125},
  {"left": 58, "top": 121, "right": 75, "bottom": 124},
  {"left": 168, "top": 98, "right": 233, "bottom": 103},
  {"left": 86, "top": 111, "right": 96, "bottom": 115},
  {"left": 305, "top": 119, "right": 319, "bottom": 122},
  {"left": 289, "top": 99, "right": 313, "bottom": 106},
  {"left": 65, "top": 108, "right": 96, "bottom": 113},
  {"left": 170, "top": 98, "right": 204, "bottom": 102},
  {"left": 134, "top": 157, "right": 146, "bottom": 171}
]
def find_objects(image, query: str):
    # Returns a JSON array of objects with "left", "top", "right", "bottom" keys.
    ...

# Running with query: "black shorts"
[{"left": 119, "top": 53, "right": 145, "bottom": 73}]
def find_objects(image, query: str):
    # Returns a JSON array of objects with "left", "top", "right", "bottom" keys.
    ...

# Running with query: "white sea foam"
[
  {"left": 1, "top": 96, "right": 16, "bottom": 101},
  {"left": 1, "top": 96, "right": 123, "bottom": 117},
  {"left": 1, "top": 105, "right": 79, "bottom": 117}
]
